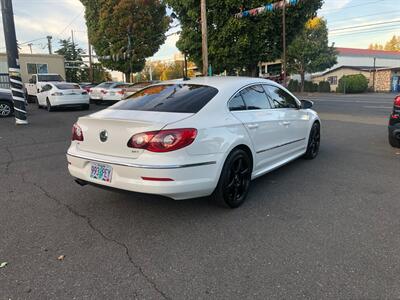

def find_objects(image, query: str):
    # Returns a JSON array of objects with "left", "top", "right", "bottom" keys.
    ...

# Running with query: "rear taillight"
[
  {"left": 127, "top": 128, "right": 197, "bottom": 152},
  {"left": 117, "top": 89, "right": 126, "bottom": 95},
  {"left": 88, "top": 88, "right": 92, "bottom": 93},
  {"left": 394, "top": 96, "right": 400, "bottom": 107},
  {"left": 72, "top": 123, "right": 84, "bottom": 141},
  {"left": 51, "top": 92, "right": 63, "bottom": 96}
]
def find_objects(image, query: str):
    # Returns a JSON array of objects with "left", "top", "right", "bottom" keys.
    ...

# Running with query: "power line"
[
  {"left": 330, "top": 25, "right": 400, "bottom": 37},
  {"left": 327, "top": 10, "right": 400, "bottom": 25},
  {"left": 330, "top": 19, "right": 400, "bottom": 32},
  {"left": 320, "top": 0, "right": 388, "bottom": 14}
]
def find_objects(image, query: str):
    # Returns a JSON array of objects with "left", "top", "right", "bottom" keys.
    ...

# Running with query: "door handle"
[
  {"left": 247, "top": 124, "right": 259, "bottom": 129},
  {"left": 282, "top": 121, "right": 291, "bottom": 126}
]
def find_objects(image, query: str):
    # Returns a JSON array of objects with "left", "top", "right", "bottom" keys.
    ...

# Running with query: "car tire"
[
  {"left": 46, "top": 98, "right": 53, "bottom": 112},
  {"left": 389, "top": 133, "right": 400, "bottom": 148},
  {"left": 0, "top": 101, "right": 13, "bottom": 118},
  {"left": 304, "top": 122, "right": 320, "bottom": 160},
  {"left": 94, "top": 100, "right": 101, "bottom": 105},
  {"left": 211, "top": 149, "right": 252, "bottom": 208},
  {"left": 82, "top": 104, "right": 90, "bottom": 110}
]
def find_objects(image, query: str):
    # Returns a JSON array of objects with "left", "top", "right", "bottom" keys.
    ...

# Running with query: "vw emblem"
[{"left": 99, "top": 130, "right": 108, "bottom": 142}]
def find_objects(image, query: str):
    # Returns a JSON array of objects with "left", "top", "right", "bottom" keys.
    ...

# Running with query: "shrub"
[
  {"left": 318, "top": 81, "right": 331, "bottom": 93},
  {"left": 288, "top": 79, "right": 300, "bottom": 92},
  {"left": 304, "top": 80, "right": 318, "bottom": 92},
  {"left": 336, "top": 74, "right": 368, "bottom": 93}
]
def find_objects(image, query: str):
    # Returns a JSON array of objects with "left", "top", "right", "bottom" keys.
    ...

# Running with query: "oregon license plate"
[{"left": 90, "top": 163, "right": 112, "bottom": 182}]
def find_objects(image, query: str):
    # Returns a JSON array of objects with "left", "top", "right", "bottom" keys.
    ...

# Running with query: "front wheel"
[
  {"left": 304, "top": 122, "right": 320, "bottom": 160},
  {"left": 211, "top": 149, "right": 252, "bottom": 208},
  {"left": 46, "top": 99, "right": 53, "bottom": 112},
  {"left": 0, "top": 101, "right": 13, "bottom": 117}
]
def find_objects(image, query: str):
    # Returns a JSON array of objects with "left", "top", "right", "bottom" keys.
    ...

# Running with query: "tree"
[
  {"left": 384, "top": 35, "right": 400, "bottom": 51},
  {"left": 80, "top": 0, "right": 170, "bottom": 82},
  {"left": 56, "top": 39, "right": 86, "bottom": 83},
  {"left": 165, "top": 0, "right": 322, "bottom": 76},
  {"left": 287, "top": 17, "right": 337, "bottom": 92},
  {"left": 368, "top": 43, "right": 383, "bottom": 50}
]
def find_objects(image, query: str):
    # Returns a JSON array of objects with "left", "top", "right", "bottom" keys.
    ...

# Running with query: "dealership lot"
[{"left": 1, "top": 94, "right": 400, "bottom": 299}]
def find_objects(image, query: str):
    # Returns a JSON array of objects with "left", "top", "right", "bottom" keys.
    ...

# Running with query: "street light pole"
[
  {"left": 200, "top": 0, "right": 208, "bottom": 76},
  {"left": 1, "top": 0, "right": 28, "bottom": 125},
  {"left": 282, "top": 0, "right": 287, "bottom": 87}
]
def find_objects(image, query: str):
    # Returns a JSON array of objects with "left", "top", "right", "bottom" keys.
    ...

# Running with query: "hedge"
[
  {"left": 336, "top": 74, "right": 368, "bottom": 93},
  {"left": 288, "top": 79, "right": 330, "bottom": 93}
]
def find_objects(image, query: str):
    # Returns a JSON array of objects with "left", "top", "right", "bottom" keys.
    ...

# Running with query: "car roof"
[{"left": 159, "top": 76, "right": 278, "bottom": 92}]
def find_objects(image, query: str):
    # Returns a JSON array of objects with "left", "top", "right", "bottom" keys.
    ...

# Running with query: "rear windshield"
[
  {"left": 55, "top": 83, "right": 80, "bottom": 90},
  {"left": 112, "top": 84, "right": 218, "bottom": 113},
  {"left": 38, "top": 74, "right": 63, "bottom": 82},
  {"left": 96, "top": 82, "right": 115, "bottom": 89}
]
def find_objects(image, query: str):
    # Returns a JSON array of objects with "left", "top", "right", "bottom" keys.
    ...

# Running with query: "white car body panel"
[
  {"left": 67, "top": 77, "right": 320, "bottom": 200},
  {"left": 37, "top": 83, "right": 89, "bottom": 108}
]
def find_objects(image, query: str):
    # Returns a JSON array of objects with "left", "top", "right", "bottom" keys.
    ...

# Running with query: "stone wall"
[{"left": 374, "top": 70, "right": 391, "bottom": 92}]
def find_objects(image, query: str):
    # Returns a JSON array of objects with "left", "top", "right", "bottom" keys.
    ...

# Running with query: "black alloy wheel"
[
  {"left": 213, "top": 149, "right": 252, "bottom": 208},
  {"left": 304, "top": 122, "right": 320, "bottom": 160}
]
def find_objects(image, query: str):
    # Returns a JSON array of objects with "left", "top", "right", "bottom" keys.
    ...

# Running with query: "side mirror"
[{"left": 301, "top": 99, "right": 313, "bottom": 109}]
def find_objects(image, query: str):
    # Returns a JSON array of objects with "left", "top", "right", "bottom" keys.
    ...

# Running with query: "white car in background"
[
  {"left": 89, "top": 82, "right": 126, "bottom": 104},
  {"left": 37, "top": 82, "right": 90, "bottom": 111},
  {"left": 67, "top": 77, "right": 320, "bottom": 208}
]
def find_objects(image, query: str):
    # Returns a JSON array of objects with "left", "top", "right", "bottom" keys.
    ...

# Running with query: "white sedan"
[
  {"left": 67, "top": 77, "right": 320, "bottom": 208},
  {"left": 37, "top": 83, "right": 90, "bottom": 111}
]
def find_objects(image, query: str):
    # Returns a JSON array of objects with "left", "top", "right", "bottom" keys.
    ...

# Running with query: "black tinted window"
[
  {"left": 112, "top": 84, "right": 218, "bottom": 113},
  {"left": 264, "top": 85, "right": 299, "bottom": 109},
  {"left": 38, "top": 75, "right": 63, "bottom": 82},
  {"left": 229, "top": 94, "right": 246, "bottom": 111},
  {"left": 55, "top": 83, "right": 80, "bottom": 90},
  {"left": 240, "top": 85, "right": 271, "bottom": 110}
]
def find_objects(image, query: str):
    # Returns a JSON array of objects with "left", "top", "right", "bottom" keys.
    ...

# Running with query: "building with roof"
[
  {"left": 0, "top": 53, "right": 66, "bottom": 88},
  {"left": 311, "top": 48, "right": 400, "bottom": 92}
]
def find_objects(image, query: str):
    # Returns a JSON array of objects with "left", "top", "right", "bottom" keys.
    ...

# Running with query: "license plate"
[{"left": 90, "top": 163, "right": 112, "bottom": 182}]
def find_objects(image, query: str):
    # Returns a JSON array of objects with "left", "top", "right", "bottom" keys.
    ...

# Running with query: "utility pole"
[
  {"left": 184, "top": 51, "right": 188, "bottom": 79},
  {"left": 1, "top": 0, "right": 28, "bottom": 125},
  {"left": 46, "top": 35, "right": 52, "bottom": 54},
  {"left": 87, "top": 32, "right": 93, "bottom": 83},
  {"left": 27, "top": 43, "right": 33, "bottom": 54},
  {"left": 200, "top": 0, "right": 208, "bottom": 76},
  {"left": 282, "top": 0, "right": 287, "bottom": 87}
]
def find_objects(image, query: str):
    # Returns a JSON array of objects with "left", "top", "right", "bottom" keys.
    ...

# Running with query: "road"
[{"left": 1, "top": 93, "right": 399, "bottom": 299}]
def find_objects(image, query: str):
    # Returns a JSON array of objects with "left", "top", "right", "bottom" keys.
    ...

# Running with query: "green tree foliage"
[
  {"left": 166, "top": 0, "right": 322, "bottom": 75},
  {"left": 337, "top": 74, "right": 368, "bottom": 94},
  {"left": 56, "top": 39, "right": 85, "bottom": 83},
  {"left": 287, "top": 17, "right": 337, "bottom": 92},
  {"left": 80, "top": 0, "right": 170, "bottom": 81}
]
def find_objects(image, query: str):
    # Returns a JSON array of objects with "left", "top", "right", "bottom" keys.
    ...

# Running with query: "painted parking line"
[{"left": 363, "top": 106, "right": 392, "bottom": 109}]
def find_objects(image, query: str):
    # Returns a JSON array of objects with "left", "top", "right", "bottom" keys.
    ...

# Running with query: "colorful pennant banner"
[{"left": 235, "top": 0, "right": 301, "bottom": 18}]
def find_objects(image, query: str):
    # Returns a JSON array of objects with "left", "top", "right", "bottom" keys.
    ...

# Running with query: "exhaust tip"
[{"left": 75, "top": 179, "right": 88, "bottom": 186}]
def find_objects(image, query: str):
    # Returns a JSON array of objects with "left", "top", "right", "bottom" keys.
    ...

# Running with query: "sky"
[{"left": 0, "top": 0, "right": 398, "bottom": 60}]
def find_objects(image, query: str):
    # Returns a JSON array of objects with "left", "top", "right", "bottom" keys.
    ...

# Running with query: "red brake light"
[
  {"left": 394, "top": 96, "right": 400, "bottom": 107},
  {"left": 127, "top": 128, "right": 197, "bottom": 152},
  {"left": 117, "top": 89, "right": 126, "bottom": 95},
  {"left": 72, "top": 123, "right": 84, "bottom": 141}
]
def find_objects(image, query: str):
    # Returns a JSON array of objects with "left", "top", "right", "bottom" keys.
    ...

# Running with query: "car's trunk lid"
[{"left": 77, "top": 110, "right": 193, "bottom": 159}]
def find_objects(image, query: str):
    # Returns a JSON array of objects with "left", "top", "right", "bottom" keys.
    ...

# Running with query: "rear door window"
[
  {"left": 55, "top": 83, "right": 80, "bottom": 90},
  {"left": 229, "top": 94, "right": 246, "bottom": 111},
  {"left": 112, "top": 84, "right": 218, "bottom": 113}
]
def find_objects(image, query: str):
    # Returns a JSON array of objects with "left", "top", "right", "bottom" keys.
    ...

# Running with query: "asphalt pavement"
[{"left": 1, "top": 93, "right": 399, "bottom": 299}]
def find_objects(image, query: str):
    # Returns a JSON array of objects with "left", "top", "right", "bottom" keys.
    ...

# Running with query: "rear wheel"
[
  {"left": 46, "top": 98, "right": 53, "bottom": 112},
  {"left": 211, "top": 149, "right": 252, "bottom": 208},
  {"left": 304, "top": 122, "right": 320, "bottom": 160},
  {"left": 94, "top": 100, "right": 101, "bottom": 105},
  {"left": 82, "top": 104, "right": 90, "bottom": 110},
  {"left": 389, "top": 133, "right": 400, "bottom": 148},
  {"left": 0, "top": 101, "right": 13, "bottom": 118}
]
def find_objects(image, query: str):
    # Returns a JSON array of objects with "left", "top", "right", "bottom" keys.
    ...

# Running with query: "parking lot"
[{"left": 1, "top": 93, "right": 399, "bottom": 299}]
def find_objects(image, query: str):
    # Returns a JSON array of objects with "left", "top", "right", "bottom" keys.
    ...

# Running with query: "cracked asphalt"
[{"left": 1, "top": 93, "right": 399, "bottom": 299}]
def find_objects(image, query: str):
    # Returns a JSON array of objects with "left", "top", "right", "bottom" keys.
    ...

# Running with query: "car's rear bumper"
[{"left": 66, "top": 151, "right": 222, "bottom": 200}]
